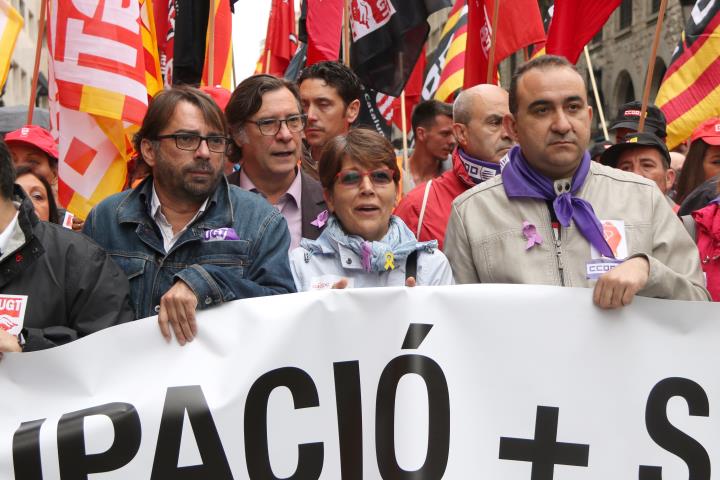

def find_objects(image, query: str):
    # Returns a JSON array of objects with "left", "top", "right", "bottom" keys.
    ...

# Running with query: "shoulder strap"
[
  {"left": 416, "top": 179, "right": 433, "bottom": 239},
  {"left": 405, "top": 250, "right": 418, "bottom": 280},
  {"left": 681, "top": 214, "right": 697, "bottom": 241}
]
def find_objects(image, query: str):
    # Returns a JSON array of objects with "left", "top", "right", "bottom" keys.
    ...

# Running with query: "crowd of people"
[{"left": 0, "top": 55, "right": 716, "bottom": 355}]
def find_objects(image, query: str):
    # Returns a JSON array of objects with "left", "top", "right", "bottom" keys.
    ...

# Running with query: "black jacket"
[
  {"left": 0, "top": 188, "right": 135, "bottom": 351},
  {"left": 679, "top": 175, "right": 720, "bottom": 216}
]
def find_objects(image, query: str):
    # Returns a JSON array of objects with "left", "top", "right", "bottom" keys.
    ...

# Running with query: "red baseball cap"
[
  {"left": 691, "top": 117, "right": 720, "bottom": 146},
  {"left": 4, "top": 125, "right": 59, "bottom": 160},
  {"left": 200, "top": 86, "right": 231, "bottom": 111}
]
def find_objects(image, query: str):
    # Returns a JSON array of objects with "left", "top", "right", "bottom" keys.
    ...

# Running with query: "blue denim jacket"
[{"left": 83, "top": 176, "right": 295, "bottom": 319}]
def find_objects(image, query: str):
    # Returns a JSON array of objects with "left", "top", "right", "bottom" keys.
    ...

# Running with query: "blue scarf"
[
  {"left": 301, "top": 215, "right": 438, "bottom": 272},
  {"left": 502, "top": 145, "right": 615, "bottom": 258}
]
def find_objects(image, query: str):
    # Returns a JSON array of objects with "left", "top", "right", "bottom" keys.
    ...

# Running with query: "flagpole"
[
  {"left": 208, "top": 0, "right": 216, "bottom": 85},
  {"left": 265, "top": 49, "right": 272, "bottom": 74},
  {"left": 583, "top": 46, "right": 609, "bottom": 141},
  {"left": 27, "top": 0, "right": 47, "bottom": 124},
  {"left": 400, "top": 90, "right": 409, "bottom": 172},
  {"left": 486, "top": 0, "right": 500, "bottom": 84},
  {"left": 232, "top": 51, "right": 237, "bottom": 89},
  {"left": 638, "top": 0, "right": 668, "bottom": 132},
  {"left": 343, "top": 0, "right": 351, "bottom": 66}
]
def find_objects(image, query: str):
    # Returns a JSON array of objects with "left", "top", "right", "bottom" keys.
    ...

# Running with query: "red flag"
[
  {"left": 545, "top": 0, "right": 622, "bottom": 64},
  {"left": 202, "top": 0, "right": 233, "bottom": 88},
  {"left": 391, "top": 47, "right": 426, "bottom": 132},
  {"left": 257, "top": 0, "right": 297, "bottom": 75},
  {"left": 306, "top": 0, "right": 343, "bottom": 65},
  {"left": 464, "top": 0, "right": 544, "bottom": 88}
]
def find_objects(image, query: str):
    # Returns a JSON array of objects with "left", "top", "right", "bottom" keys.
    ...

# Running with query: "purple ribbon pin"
[
  {"left": 203, "top": 227, "right": 240, "bottom": 242},
  {"left": 311, "top": 209, "right": 329, "bottom": 229},
  {"left": 522, "top": 221, "right": 543, "bottom": 250}
]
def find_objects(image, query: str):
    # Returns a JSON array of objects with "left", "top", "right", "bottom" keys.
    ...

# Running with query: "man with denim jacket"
[{"left": 83, "top": 87, "right": 295, "bottom": 345}]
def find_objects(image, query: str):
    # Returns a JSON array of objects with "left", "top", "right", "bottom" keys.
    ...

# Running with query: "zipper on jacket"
[{"left": 546, "top": 201, "right": 565, "bottom": 286}]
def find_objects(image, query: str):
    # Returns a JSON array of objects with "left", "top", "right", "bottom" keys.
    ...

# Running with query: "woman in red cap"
[
  {"left": 3, "top": 125, "right": 59, "bottom": 199},
  {"left": 675, "top": 117, "right": 720, "bottom": 204}
]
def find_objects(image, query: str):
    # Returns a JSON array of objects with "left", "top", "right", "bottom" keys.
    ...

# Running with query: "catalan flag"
[
  {"left": 425, "top": 0, "right": 467, "bottom": 103},
  {"left": 0, "top": 0, "right": 23, "bottom": 91},
  {"left": 202, "top": 0, "right": 233, "bottom": 90},
  {"left": 656, "top": 0, "right": 720, "bottom": 149},
  {"left": 47, "top": 0, "right": 148, "bottom": 217},
  {"left": 139, "top": 0, "right": 163, "bottom": 97}
]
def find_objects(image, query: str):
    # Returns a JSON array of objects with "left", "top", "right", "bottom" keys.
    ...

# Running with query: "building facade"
[
  {"left": 499, "top": 0, "right": 694, "bottom": 141},
  {"left": 2, "top": 0, "right": 48, "bottom": 108}
]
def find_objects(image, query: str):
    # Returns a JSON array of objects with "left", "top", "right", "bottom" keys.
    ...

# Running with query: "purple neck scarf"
[{"left": 502, "top": 146, "right": 615, "bottom": 258}]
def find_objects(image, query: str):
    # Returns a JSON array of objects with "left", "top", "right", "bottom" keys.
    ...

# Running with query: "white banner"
[{"left": 0, "top": 285, "right": 718, "bottom": 479}]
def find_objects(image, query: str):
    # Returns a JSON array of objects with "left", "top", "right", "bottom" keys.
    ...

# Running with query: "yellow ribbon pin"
[{"left": 384, "top": 252, "right": 395, "bottom": 271}]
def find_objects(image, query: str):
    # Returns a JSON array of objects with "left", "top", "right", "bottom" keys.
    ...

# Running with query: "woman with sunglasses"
[{"left": 290, "top": 128, "right": 454, "bottom": 290}]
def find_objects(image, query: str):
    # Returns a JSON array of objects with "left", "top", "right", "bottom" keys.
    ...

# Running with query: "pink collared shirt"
[{"left": 239, "top": 170, "right": 302, "bottom": 251}]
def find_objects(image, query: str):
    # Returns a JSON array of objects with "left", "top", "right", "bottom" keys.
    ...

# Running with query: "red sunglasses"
[{"left": 334, "top": 168, "right": 395, "bottom": 187}]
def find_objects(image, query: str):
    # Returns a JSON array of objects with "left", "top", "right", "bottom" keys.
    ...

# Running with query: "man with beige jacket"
[{"left": 444, "top": 55, "right": 709, "bottom": 308}]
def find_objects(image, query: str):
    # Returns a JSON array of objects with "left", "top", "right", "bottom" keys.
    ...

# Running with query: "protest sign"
[{"left": 0, "top": 284, "right": 717, "bottom": 478}]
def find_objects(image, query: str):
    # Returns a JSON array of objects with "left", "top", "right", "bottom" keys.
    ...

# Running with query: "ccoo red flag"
[
  {"left": 545, "top": 0, "right": 622, "bottom": 64},
  {"left": 464, "top": 0, "right": 545, "bottom": 88}
]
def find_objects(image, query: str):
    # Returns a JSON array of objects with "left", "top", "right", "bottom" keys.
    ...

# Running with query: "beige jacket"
[{"left": 444, "top": 161, "right": 710, "bottom": 301}]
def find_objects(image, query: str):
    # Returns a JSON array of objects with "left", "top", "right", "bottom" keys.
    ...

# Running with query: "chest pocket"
[
  {"left": 191, "top": 238, "right": 252, "bottom": 267},
  {"left": 109, "top": 254, "right": 148, "bottom": 318}
]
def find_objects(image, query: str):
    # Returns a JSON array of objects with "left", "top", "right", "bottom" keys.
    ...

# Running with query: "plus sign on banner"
[{"left": 0, "top": 285, "right": 718, "bottom": 478}]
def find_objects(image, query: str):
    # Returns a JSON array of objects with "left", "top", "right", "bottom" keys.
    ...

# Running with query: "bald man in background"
[{"left": 395, "top": 84, "right": 513, "bottom": 249}]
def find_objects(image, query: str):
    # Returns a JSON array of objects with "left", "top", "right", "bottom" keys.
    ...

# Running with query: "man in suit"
[{"left": 226, "top": 75, "right": 326, "bottom": 251}]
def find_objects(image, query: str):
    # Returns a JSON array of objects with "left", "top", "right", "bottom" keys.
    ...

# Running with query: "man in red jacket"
[{"left": 395, "top": 84, "right": 513, "bottom": 249}]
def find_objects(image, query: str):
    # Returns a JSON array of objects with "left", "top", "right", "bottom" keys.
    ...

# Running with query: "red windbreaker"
[
  {"left": 692, "top": 202, "right": 720, "bottom": 301},
  {"left": 395, "top": 149, "right": 475, "bottom": 250}
]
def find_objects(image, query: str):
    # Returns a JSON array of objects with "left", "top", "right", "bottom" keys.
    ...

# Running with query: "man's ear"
[
  {"left": 503, "top": 114, "right": 519, "bottom": 142},
  {"left": 322, "top": 189, "right": 334, "bottom": 213},
  {"left": 665, "top": 166, "right": 676, "bottom": 192},
  {"left": 140, "top": 138, "right": 156, "bottom": 168},
  {"left": 452, "top": 123, "right": 467, "bottom": 149},
  {"left": 416, "top": 126, "right": 426, "bottom": 143},
  {"left": 346, "top": 99, "right": 361, "bottom": 124}
]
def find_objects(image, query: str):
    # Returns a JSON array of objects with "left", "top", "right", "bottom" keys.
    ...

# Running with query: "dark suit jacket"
[{"left": 227, "top": 169, "right": 327, "bottom": 240}]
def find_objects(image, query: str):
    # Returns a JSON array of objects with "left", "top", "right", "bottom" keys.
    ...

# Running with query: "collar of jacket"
[
  {"left": 0, "top": 187, "right": 45, "bottom": 287},
  {"left": 452, "top": 148, "right": 478, "bottom": 188},
  {"left": 115, "top": 175, "right": 235, "bottom": 230}
]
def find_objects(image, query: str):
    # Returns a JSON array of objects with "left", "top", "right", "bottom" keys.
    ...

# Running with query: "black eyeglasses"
[
  {"left": 155, "top": 133, "right": 230, "bottom": 153},
  {"left": 247, "top": 114, "right": 307, "bottom": 136}
]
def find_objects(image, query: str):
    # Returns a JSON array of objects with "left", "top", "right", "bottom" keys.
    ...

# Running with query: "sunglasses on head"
[{"left": 334, "top": 168, "right": 395, "bottom": 187}]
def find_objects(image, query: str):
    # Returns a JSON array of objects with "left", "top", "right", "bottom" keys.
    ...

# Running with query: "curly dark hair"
[{"left": 298, "top": 61, "right": 362, "bottom": 107}]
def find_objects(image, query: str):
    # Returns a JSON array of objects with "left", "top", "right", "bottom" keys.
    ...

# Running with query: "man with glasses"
[
  {"left": 226, "top": 74, "right": 327, "bottom": 251},
  {"left": 84, "top": 86, "right": 295, "bottom": 345}
]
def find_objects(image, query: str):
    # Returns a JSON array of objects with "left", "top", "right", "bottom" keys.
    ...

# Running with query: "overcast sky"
[{"left": 231, "top": 0, "right": 273, "bottom": 82}]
